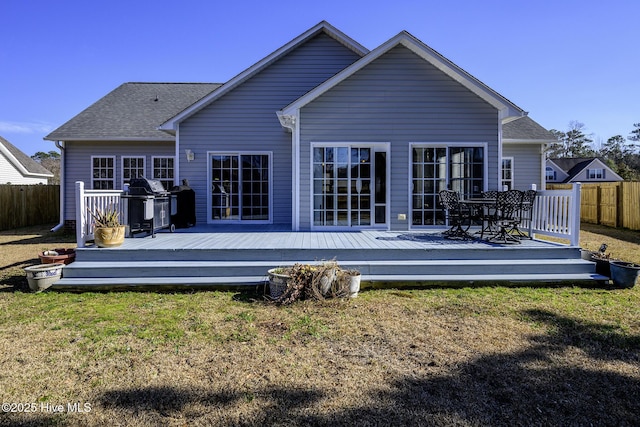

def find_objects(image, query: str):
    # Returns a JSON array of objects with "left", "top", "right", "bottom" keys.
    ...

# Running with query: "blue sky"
[{"left": 1, "top": 0, "right": 638, "bottom": 156}]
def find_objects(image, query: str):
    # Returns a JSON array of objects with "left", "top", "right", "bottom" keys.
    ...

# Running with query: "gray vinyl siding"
[
  {"left": 502, "top": 143, "right": 543, "bottom": 190},
  {"left": 179, "top": 33, "right": 361, "bottom": 226},
  {"left": 62, "top": 141, "right": 175, "bottom": 221},
  {"left": 299, "top": 45, "right": 499, "bottom": 230}
]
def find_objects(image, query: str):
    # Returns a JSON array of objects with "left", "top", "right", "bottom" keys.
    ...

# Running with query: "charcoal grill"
[{"left": 122, "top": 177, "right": 175, "bottom": 237}]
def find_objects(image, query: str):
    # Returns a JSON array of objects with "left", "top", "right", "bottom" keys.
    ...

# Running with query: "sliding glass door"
[
  {"left": 312, "top": 145, "right": 388, "bottom": 228},
  {"left": 210, "top": 153, "right": 270, "bottom": 222},
  {"left": 411, "top": 145, "right": 485, "bottom": 227}
]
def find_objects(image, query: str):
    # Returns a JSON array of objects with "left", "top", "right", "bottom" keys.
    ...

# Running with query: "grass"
[{"left": 0, "top": 224, "right": 639, "bottom": 426}]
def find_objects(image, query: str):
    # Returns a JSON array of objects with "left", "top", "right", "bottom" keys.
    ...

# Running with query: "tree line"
[{"left": 546, "top": 122, "right": 640, "bottom": 180}]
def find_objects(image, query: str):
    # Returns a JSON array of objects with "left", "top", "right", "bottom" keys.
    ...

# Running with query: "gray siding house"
[
  {"left": 46, "top": 21, "right": 554, "bottom": 232},
  {"left": 546, "top": 157, "right": 623, "bottom": 184}
]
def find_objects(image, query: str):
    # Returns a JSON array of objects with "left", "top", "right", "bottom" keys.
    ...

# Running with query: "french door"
[
  {"left": 312, "top": 145, "right": 388, "bottom": 228},
  {"left": 209, "top": 153, "right": 271, "bottom": 222},
  {"left": 411, "top": 145, "right": 485, "bottom": 227}
]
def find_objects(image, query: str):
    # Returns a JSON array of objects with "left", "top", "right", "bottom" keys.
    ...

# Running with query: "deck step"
[
  {"left": 52, "top": 272, "right": 609, "bottom": 291},
  {"left": 60, "top": 258, "right": 596, "bottom": 279}
]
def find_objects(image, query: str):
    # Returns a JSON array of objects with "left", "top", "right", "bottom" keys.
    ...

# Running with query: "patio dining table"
[{"left": 462, "top": 198, "right": 497, "bottom": 239}]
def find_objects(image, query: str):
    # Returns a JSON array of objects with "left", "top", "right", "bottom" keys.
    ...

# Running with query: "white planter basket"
[{"left": 25, "top": 263, "right": 64, "bottom": 292}]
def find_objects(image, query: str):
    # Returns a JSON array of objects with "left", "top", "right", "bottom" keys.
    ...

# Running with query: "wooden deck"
[{"left": 54, "top": 227, "right": 606, "bottom": 290}]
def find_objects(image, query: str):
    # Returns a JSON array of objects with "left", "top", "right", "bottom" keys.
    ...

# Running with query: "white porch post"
[
  {"left": 570, "top": 183, "right": 581, "bottom": 246},
  {"left": 75, "top": 181, "right": 86, "bottom": 247}
]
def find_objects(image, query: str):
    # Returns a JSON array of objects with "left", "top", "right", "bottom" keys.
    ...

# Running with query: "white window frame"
[
  {"left": 309, "top": 142, "right": 390, "bottom": 231},
  {"left": 587, "top": 168, "right": 604, "bottom": 179},
  {"left": 501, "top": 157, "right": 514, "bottom": 190},
  {"left": 152, "top": 156, "right": 176, "bottom": 190},
  {"left": 121, "top": 156, "right": 146, "bottom": 189},
  {"left": 206, "top": 151, "right": 273, "bottom": 224},
  {"left": 546, "top": 166, "right": 556, "bottom": 182},
  {"left": 91, "top": 155, "right": 116, "bottom": 190}
]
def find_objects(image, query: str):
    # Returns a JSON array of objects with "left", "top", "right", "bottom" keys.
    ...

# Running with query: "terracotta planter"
[
  {"left": 94, "top": 226, "right": 126, "bottom": 248},
  {"left": 39, "top": 248, "right": 76, "bottom": 265}
]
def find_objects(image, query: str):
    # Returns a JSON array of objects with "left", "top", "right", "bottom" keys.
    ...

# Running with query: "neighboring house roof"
[
  {"left": 159, "top": 21, "right": 369, "bottom": 132},
  {"left": 278, "top": 30, "right": 526, "bottom": 124},
  {"left": 45, "top": 83, "right": 220, "bottom": 142},
  {"left": 547, "top": 157, "right": 623, "bottom": 182},
  {"left": 0, "top": 135, "right": 53, "bottom": 177},
  {"left": 503, "top": 116, "right": 556, "bottom": 142}
]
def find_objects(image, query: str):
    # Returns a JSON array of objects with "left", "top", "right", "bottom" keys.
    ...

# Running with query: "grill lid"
[{"left": 128, "top": 177, "right": 167, "bottom": 195}]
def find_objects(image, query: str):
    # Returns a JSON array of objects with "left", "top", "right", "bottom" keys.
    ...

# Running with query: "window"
[
  {"left": 411, "top": 145, "right": 485, "bottom": 227},
  {"left": 153, "top": 157, "right": 175, "bottom": 190},
  {"left": 210, "top": 153, "right": 270, "bottom": 222},
  {"left": 587, "top": 168, "right": 604, "bottom": 179},
  {"left": 91, "top": 156, "right": 115, "bottom": 189},
  {"left": 122, "top": 157, "right": 145, "bottom": 187},
  {"left": 501, "top": 157, "right": 514, "bottom": 190},
  {"left": 545, "top": 167, "right": 556, "bottom": 181}
]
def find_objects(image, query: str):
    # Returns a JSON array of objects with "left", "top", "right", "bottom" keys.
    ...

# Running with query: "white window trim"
[
  {"left": 502, "top": 156, "right": 514, "bottom": 190},
  {"left": 121, "top": 156, "right": 146, "bottom": 189},
  {"left": 91, "top": 155, "right": 116, "bottom": 190},
  {"left": 587, "top": 168, "right": 604, "bottom": 179},
  {"left": 309, "top": 142, "right": 390, "bottom": 231},
  {"left": 206, "top": 151, "right": 273, "bottom": 224},
  {"left": 408, "top": 142, "right": 489, "bottom": 230},
  {"left": 151, "top": 156, "right": 176, "bottom": 190}
]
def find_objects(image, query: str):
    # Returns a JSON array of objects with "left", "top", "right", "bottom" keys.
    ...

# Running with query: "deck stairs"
[{"left": 53, "top": 230, "right": 607, "bottom": 291}]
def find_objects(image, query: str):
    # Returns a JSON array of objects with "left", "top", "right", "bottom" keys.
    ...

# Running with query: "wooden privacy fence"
[
  {"left": 0, "top": 185, "right": 59, "bottom": 231},
  {"left": 548, "top": 182, "right": 640, "bottom": 230}
]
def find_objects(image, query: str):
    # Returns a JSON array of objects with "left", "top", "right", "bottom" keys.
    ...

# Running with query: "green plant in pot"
[{"left": 89, "top": 207, "right": 125, "bottom": 248}]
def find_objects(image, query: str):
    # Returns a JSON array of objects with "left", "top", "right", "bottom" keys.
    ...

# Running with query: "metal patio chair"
[
  {"left": 438, "top": 190, "right": 474, "bottom": 240},
  {"left": 509, "top": 189, "right": 537, "bottom": 239},
  {"left": 487, "top": 189, "right": 523, "bottom": 244}
]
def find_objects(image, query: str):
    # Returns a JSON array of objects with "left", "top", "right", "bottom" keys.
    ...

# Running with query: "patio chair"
[
  {"left": 438, "top": 190, "right": 474, "bottom": 240},
  {"left": 509, "top": 189, "right": 537, "bottom": 239},
  {"left": 476, "top": 190, "right": 499, "bottom": 239},
  {"left": 487, "top": 190, "right": 523, "bottom": 244}
]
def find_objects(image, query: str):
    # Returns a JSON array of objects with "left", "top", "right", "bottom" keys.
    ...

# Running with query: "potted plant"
[
  {"left": 89, "top": 207, "right": 125, "bottom": 248},
  {"left": 267, "top": 261, "right": 355, "bottom": 304},
  {"left": 584, "top": 243, "right": 613, "bottom": 277}
]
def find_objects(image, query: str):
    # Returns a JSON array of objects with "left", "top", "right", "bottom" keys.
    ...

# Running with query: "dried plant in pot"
[{"left": 89, "top": 207, "right": 125, "bottom": 248}]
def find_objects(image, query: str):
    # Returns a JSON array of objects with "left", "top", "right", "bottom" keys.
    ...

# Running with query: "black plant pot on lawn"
[{"left": 609, "top": 261, "right": 640, "bottom": 289}]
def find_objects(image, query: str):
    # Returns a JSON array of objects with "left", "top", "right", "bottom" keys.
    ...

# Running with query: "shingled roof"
[
  {"left": 0, "top": 135, "right": 53, "bottom": 176},
  {"left": 45, "top": 83, "right": 221, "bottom": 141},
  {"left": 503, "top": 116, "right": 556, "bottom": 142}
]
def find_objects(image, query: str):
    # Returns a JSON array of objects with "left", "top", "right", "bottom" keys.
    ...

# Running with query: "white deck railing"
[
  {"left": 74, "top": 180, "right": 582, "bottom": 247},
  {"left": 75, "top": 181, "right": 126, "bottom": 247},
  {"left": 530, "top": 183, "right": 581, "bottom": 246}
]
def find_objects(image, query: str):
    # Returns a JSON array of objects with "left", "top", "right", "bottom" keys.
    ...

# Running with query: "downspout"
[{"left": 50, "top": 141, "right": 65, "bottom": 232}]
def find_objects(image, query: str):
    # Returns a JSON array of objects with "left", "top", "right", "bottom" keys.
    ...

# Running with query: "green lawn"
[{"left": 0, "top": 224, "right": 639, "bottom": 426}]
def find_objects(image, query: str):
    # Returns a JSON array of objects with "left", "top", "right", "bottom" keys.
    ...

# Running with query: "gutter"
[{"left": 50, "top": 141, "right": 65, "bottom": 232}]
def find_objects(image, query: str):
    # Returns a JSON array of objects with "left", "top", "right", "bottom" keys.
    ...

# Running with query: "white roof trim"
[
  {"left": 503, "top": 138, "right": 555, "bottom": 144},
  {"left": 0, "top": 141, "right": 53, "bottom": 178},
  {"left": 280, "top": 31, "right": 525, "bottom": 119},
  {"left": 159, "top": 21, "right": 369, "bottom": 131}
]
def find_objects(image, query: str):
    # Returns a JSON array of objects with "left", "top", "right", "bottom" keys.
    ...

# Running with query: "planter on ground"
[
  {"left": 609, "top": 261, "right": 640, "bottom": 288},
  {"left": 39, "top": 248, "right": 76, "bottom": 265},
  {"left": 346, "top": 271, "right": 361, "bottom": 298},
  {"left": 25, "top": 263, "right": 64, "bottom": 292},
  {"left": 267, "top": 268, "right": 290, "bottom": 300}
]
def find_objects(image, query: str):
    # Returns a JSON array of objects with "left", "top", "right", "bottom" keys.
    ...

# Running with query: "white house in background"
[
  {"left": 0, "top": 135, "right": 53, "bottom": 184},
  {"left": 546, "top": 157, "right": 623, "bottom": 184}
]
